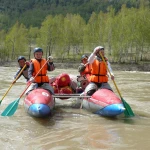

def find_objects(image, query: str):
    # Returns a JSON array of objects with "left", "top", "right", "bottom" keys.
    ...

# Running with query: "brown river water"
[{"left": 0, "top": 66, "right": 150, "bottom": 150}]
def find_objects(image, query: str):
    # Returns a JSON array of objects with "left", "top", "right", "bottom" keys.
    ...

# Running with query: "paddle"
[
  {"left": 99, "top": 52, "right": 135, "bottom": 117},
  {"left": 1, "top": 59, "right": 50, "bottom": 116},
  {"left": 0, "top": 64, "right": 27, "bottom": 105}
]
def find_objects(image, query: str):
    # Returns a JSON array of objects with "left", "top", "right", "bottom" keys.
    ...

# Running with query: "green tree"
[
  {"left": 62, "top": 14, "right": 86, "bottom": 61},
  {"left": 27, "top": 26, "right": 39, "bottom": 60},
  {"left": 84, "top": 12, "right": 98, "bottom": 51},
  {"left": 37, "top": 15, "right": 59, "bottom": 58},
  {"left": 5, "top": 22, "right": 28, "bottom": 60}
]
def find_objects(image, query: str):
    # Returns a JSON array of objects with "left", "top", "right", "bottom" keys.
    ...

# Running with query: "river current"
[{"left": 0, "top": 66, "right": 150, "bottom": 150}]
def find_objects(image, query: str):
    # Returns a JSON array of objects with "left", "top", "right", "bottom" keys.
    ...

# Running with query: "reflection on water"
[{"left": 0, "top": 67, "right": 150, "bottom": 150}]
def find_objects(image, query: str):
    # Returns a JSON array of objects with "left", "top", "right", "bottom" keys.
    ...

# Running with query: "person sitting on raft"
[
  {"left": 78, "top": 54, "right": 91, "bottom": 82},
  {"left": 27, "top": 47, "right": 55, "bottom": 95},
  {"left": 84, "top": 46, "right": 114, "bottom": 96}
]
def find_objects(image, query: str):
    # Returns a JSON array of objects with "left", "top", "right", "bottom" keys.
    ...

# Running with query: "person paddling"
[
  {"left": 27, "top": 47, "right": 55, "bottom": 95},
  {"left": 13, "top": 56, "right": 30, "bottom": 83},
  {"left": 84, "top": 46, "right": 114, "bottom": 96}
]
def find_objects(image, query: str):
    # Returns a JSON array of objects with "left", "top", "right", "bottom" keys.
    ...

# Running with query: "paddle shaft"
[
  {"left": 99, "top": 54, "right": 122, "bottom": 96},
  {"left": 99, "top": 52, "right": 134, "bottom": 116},
  {"left": 0, "top": 64, "right": 27, "bottom": 102},
  {"left": 99, "top": 53, "right": 123, "bottom": 98}
]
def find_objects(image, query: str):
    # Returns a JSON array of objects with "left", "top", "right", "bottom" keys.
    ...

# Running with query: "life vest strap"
[
  {"left": 92, "top": 74, "right": 106, "bottom": 76},
  {"left": 37, "top": 74, "right": 46, "bottom": 76}
]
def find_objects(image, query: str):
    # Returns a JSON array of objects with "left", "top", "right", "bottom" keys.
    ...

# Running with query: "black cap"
[
  {"left": 18, "top": 56, "right": 26, "bottom": 62},
  {"left": 33, "top": 47, "right": 43, "bottom": 53},
  {"left": 81, "top": 55, "right": 88, "bottom": 60}
]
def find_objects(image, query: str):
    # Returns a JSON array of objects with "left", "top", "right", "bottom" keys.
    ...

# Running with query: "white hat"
[{"left": 93, "top": 46, "right": 104, "bottom": 54}]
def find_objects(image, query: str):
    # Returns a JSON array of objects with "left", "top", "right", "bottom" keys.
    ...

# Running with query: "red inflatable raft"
[{"left": 24, "top": 88, "right": 54, "bottom": 117}]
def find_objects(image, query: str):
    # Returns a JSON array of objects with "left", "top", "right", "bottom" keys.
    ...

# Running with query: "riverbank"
[
  {"left": 1, "top": 61, "right": 150, "bottom": 71},
  {"left": 54, "top": 62, "right": 150, "bottom": 72}
]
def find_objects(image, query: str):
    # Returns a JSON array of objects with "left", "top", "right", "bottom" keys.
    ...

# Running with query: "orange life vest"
[
  {"left": 90, "top": 57, "right": 108, "bottom": 83},
  {"left": 31, "top": 59, "right": 49, "bottom": 83},
  {"left": 80, "top": 64, "right": 91, "bottom": 82},
  {"left": 80, "top": 64, "right": 91, "bottom": 75}
]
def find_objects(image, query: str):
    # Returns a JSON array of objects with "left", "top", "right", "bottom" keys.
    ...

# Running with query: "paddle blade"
[
  {"left": 121, "top": 98, "right": 135, "bottom": 117},
  {"left": 1, "top": 99, "right": 20, "bottom": 116},
  {"left": 0, "top": 100, "right": 2, "bottom": 105}
]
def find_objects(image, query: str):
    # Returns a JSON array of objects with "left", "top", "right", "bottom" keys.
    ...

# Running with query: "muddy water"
[{"left": 0, "top": 67, "right": 150, "bottom": 150}]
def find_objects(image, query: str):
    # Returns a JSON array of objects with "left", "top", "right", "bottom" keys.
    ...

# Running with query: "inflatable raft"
[
  {"left": 24, "top": 88, "right": 54, "bottom": 117},
  {"left": 24, "top": 73, "right": 125, "bottom": 118},
  {"left": 51, "top": 73, "right": 125, "bottom": 117},
  {"left": 81, "top": 89, "right": 125, "bottom": 117}
]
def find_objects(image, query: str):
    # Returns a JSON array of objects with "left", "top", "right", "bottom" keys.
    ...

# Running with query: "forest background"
[{"left": 0, "top": 0, "right": 150, "bottom": 67}]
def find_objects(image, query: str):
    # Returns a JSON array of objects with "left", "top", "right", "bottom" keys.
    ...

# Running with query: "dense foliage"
[
  {"left": 0, "top": 0, "right": 142, "bottom": 30},
  {"left": 0, "top": 0, "right": 150, "bottom": 64}
]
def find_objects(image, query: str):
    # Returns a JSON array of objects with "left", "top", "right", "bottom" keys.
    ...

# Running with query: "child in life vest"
[
  {"left": 27, "top": 47, "right": 55, "bottom": 95},
  {"left": 77, "top": 55, "right": 91, "bottom": 92},
  {"left": 78, "top": 54, "right": 91, "bottom": 82}
]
